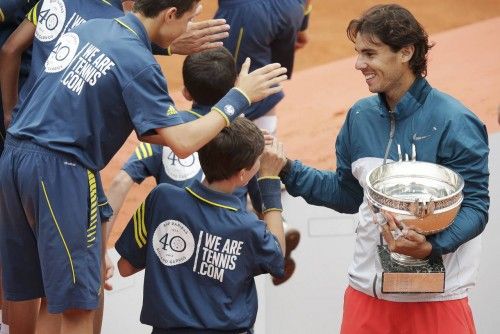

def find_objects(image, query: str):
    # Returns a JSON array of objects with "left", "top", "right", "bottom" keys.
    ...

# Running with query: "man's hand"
[
  {"left": 380, "top": 212, "right": 432, "bottom": 259},
  {"left": 295, "top": 31, "right": 309, "bottom": 50},
  {"left": 236, "top": 58, "right": 288, "bottom": 103},
  {"left": 259, "top": 138, "right": 287, "bottom": 177},
  {"left": 169, "top": 19, "right": 230, "bottom": 55},
  {"left": 103, "top": 251, "right": 115, "bottom": 291}
]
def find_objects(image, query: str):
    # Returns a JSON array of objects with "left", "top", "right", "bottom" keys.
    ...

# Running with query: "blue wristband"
[
  {"left": 257, "top": 177, "right": 283, "bottom": 213},
  {"left": 212, "top": 88, "right": 251, "bottom": 126}
]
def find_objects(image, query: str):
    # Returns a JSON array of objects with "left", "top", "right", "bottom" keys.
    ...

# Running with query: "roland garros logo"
[
  {"left": 153, "top": 220, "right": 195, "bottom": 266},
  {"left": 162, "top": 147, "right": 202, "bottom": 181},
  {"left": 35, "top": 0, "right": 67, "bottom": 42},
  {"left": 45, "top": 32, "right": 79, "bottom": 73}
]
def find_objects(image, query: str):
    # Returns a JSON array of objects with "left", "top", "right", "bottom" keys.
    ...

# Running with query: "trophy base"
[{"left": 378, "top": 246, "right": 445, "bottom": 293}]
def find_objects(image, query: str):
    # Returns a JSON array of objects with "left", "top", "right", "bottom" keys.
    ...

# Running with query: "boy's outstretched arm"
[
  {"left": 106, "top": 170, "right": 135, "bottom": 241},
  {"left": 0, "top": 19, "right": 35, "bottom": 127},
  {"left": 141, "top": 59, "right": 287, "bottom": 158},
  {"left": 257, "top": 138, "right": 288, "bottom": 254}
]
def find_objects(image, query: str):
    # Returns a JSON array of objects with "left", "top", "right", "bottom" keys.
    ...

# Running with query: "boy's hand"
[
  {"left": 170, "top": 19, "right": 230, "bottom": 55},
  {"left": 103, "top": 251, "right": 115, "bottom": 291},
  {"left": 259, "top": 138, "right": 287, "bottom": 177},
  {"left": 295, "top": 31, "right": 309, "bottom": 50},
  {"left": 236, "top": 58, "right": 288, "bottom": 103},
  {"left": 260, "top": 129, "right": 274, "bottom": 145}
]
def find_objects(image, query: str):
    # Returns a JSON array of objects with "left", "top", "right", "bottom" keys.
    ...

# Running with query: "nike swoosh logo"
[{"left": 413, "top": 133, "right": 431, "bottom": 141}]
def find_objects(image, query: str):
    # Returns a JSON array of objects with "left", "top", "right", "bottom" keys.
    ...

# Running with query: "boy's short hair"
[
  {"left": 134, "top": 0, "right": 199, "bottom": 18},
  {"left": 199, "top": 118, "right": 264, "bottom": 183},
  {"left": 182, "top": 47, "right": 237, "bottom": 106}
]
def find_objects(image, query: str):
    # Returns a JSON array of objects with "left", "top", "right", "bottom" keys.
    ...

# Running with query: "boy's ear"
[
  {"left": 182, "top": 87, "right": 193, "bottom": 101},
  {"left": 160, "top": 7, "right": 177, "bottom": 23},
  {"left": 234, "top": 169, "right": 246, "bottom": 184}
]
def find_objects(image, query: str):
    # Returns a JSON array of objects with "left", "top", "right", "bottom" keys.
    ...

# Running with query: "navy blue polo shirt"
[
  {"left": 8, "top": 13, "right": 184, "bottom": 170},
  {"left": 12, "top": 0, "right": 124, "bottom": 120},
  {"left": 116, "top": 180, "right": 284, "bottom": 331},
  {"left": 123, "top": 105, "right": 210, "bottom": 187},
  {"left": 123, "top": 104, "right": 250, "bottom": 207}
]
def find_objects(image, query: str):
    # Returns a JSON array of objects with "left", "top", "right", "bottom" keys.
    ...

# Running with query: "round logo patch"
[
  {"left": 153, "top": 220, "right": 195, "bottom": 266},
  {"left": 224, "top": 105, "right": 235, "bottom": 116},
  {"left": 162, "top": 147, "right": 202, "bottom": 181},
  {"left": 44, "top": 32, "right": 79, "bottom": 73},
  {"left": 35, "top": 0, "right": 67, "bottom": 42}
]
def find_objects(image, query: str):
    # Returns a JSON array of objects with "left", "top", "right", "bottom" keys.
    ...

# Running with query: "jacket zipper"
[
  {"left": 383, "top": 111, "right": 395, "bottom": 164},
  {"left": 374, "top": 110, "right": 396, "bottom": 298}
]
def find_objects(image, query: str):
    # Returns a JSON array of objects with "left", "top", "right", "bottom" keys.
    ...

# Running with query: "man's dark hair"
[
  {"left": 133, "top": 0, "right": 199, "bottom": 18},
  {"left": 199, "top": 118, "right": 264, "bottom": 183},
  {"left": 346, "top": 4, "right": 434, "bottom": 77},
  {"left": 183, "top": 47, "right": 237, "bottom": 106}
]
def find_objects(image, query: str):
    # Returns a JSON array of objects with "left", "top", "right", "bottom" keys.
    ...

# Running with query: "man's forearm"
[{"left": 427, "top": 206, "right": 488, "bottom": 257}]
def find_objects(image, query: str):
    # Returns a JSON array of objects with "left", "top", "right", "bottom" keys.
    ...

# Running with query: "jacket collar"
[
  {"left": 377, "top": 77, "right": 432, "bottom": 120},
  {"left": 185, "top": 180, "right": 241, "bottom": 212}
]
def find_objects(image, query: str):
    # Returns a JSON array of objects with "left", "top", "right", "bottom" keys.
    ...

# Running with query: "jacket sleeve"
[
  {"left": 428, "top": 111, "right": 489, "bottom": 257},
  {"left": 282, "top": 113, "right": 364, "bottom": 213}
]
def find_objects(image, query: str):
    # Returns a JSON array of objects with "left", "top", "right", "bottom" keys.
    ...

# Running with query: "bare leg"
[
  {"left": 35, "top": 298, "right": 61, "bottom": 334},
  {"left": 0, "top": 269, "right": 5, "bottom": 325},
  {"left": 0, "top": 269, "right": 10, "bottom": 334},
  {"left": 92, "top": 293, "right": 104, "bottom": 334},
  {"left": 61, "top": 309, "right": 94, "bottom": 334},
  {"left": 92, "top": 223, "right": 108, "bottom": 334},
  {"left": 7, "top": 299, "right": 40, "bottom": 334}
]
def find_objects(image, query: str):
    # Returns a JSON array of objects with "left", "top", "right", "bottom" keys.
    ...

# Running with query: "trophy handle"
[
  {"left": 409, "top": 199, "right": 436, "bottom": 218},
  {"left": 367, "top": 200, "right": 387, "bottom": 226}
]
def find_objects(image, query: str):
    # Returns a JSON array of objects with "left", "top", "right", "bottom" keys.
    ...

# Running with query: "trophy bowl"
[{"left": 366, "top": 160, "right": 464, "bottom": 235}]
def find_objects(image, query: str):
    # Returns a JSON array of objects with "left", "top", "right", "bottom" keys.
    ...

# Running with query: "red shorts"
[{"left": 341, "top": 286, "right": 476, "bottom": 334}]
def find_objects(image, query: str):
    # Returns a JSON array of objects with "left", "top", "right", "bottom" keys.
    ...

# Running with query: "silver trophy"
[{"left": 366, "top": 145, "right": 464, "bottom": 293}]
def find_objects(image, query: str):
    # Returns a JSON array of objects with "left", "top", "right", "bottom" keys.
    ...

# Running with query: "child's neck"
[{"left": 202, "top": 179, "right": 237, "bottom": 194}]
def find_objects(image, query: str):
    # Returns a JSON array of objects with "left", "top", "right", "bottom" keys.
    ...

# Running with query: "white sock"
[
  {"left": 0, "top": 323, "right": 9, "bottom": 334},
  {"left": 0, "top": 312, "right": 9, "bottom": 334}
]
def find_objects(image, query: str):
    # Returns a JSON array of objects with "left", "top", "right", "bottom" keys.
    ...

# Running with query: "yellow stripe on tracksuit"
[
  {"left": 41, "top": 181, "right": 76, "bottom": 284},
  {"left": 0, "top": 9, "right": 5, "bottom": 23},
  {"left": 87, "top": 171, "right": 98, "bottom": 247},
  {"left": 135, "top": 142, "right": 153, "bottom": 160},
  {"left": 26, "top": 1, "right": 39, "bottom": 26},
  {"left": 133, "top": 202, "right": 147, "bottom": 248}
]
